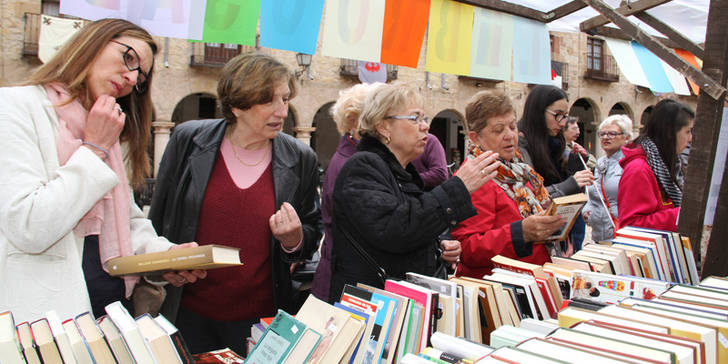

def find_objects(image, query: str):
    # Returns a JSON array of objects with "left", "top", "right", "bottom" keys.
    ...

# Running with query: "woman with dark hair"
[
  {"left": 618, "top": 99, "right": 694, "bottom": 231},
  {"left": 0, "top": 18, "right": 203, "bottom": 323},
  {"left": 150, "top": 52, "right": 321, "bottom": 354},
  {"left": 517, "top": 85, "right": 594, "bottom": 199}
]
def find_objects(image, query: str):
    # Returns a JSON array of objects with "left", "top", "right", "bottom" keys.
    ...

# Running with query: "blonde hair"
[
  {"left": 465, "top": 90, "right": 515, "bottom": 134},
  {"left": 28, "top": 18, "right": 157, "bottom": 188},
  {"left": 599, "top": 114, "right": 634, "bottom": 139},
  {"left": 358, "top": 83, "right": 424, "bottom": 138},
  {"left": 330, "top": 83, "right": 383, "bottom": 135},
  {"left": 217, "top": 52, "right": 297, "bottom": 121}
]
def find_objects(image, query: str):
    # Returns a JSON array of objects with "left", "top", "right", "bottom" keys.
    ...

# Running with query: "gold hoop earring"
[{"left": 385, "top": 135, "right": 391, "bottom": 144}]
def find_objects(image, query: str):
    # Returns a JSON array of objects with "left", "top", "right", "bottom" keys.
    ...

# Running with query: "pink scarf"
[{"left": 45, "top": 83, "right": 138, "bottom": 298}]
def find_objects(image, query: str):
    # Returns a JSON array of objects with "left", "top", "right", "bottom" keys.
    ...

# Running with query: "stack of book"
[
  {"left": 246, "top": 272, "right": 472, "bottom": 364},
  {"left": 0, "top": 301, "right": 196, "bottom": 364}
]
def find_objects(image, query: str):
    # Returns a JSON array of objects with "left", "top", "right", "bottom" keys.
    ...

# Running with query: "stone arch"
[
  {"left": 569, "top": 98, "right": 600, "bottom": 152},
  {"left": 171, "top": 92, "right": 221, "bottom": 125},
  {"left": 608, "top": 102, "right": 634, "bottom": 122},
  {"left": 310, "top": 102, "right": 338, "bottom": 171},
  {"left": 430, "top": 109, "right": 466, "bottom": 170}
]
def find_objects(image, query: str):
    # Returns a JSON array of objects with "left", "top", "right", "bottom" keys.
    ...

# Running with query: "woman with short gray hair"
[{"left": 583, "top": 114, "right": 633, "bottom": 241}]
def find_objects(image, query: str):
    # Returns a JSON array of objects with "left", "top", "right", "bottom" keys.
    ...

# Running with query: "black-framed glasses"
[
  {"left": 545, "top": 109, "right": 569, "bottom": 122},
  {"left": 598, "top": 131, "right": 624, "bottom": 139},
  {"left": 109, "top": 39, "right": 150, "bottom": 93},
  {"left": 385, "top": 114, "right": 430, "bottom": 125}
]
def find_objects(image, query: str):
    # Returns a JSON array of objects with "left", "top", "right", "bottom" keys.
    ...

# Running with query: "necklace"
[{"left": 231, "top": 143, "right": 270, "bottom": 166}]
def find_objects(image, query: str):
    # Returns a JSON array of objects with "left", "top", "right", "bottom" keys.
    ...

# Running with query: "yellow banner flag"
[{"left": 425, "top": 0, "right": 473, "bottom": 76}]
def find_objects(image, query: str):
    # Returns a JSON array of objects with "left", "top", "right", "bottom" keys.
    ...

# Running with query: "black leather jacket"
[{"left": 149, "top": 119, "right": 322, "bottom": 320}]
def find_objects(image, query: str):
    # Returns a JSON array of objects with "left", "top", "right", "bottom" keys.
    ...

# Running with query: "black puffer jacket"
[
  {"left": 329, "top": 135, "right": 476, "bottom": 300},
  {"left": 149, "top": 119, "right": 322, "bottom": 320}
]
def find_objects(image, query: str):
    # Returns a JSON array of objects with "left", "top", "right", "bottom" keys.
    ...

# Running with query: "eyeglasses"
[
  {"left": 385, "top": 114, "right": 430, "bottom": 125},
  {"left": 598, "top": 131, "right": 624, "bottom": 139},
  {"left": 109, "top": 39, "right": 151, "bottom": 93},
  {"left": 545, "top": 109, "right": 569, "bottom": 122}
]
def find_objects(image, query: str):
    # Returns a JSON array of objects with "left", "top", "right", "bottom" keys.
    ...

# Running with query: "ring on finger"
[
  {"left": 180, "top": 278, "right": 187, "bottom": 284},
  {"left": 480, "top": 168, "right": 487, "bottom": 175}
]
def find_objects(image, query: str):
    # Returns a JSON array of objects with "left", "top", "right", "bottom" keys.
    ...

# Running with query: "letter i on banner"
[
  {"left": 425, "top": 0, "right": 474, "bottom": 76},
  {"left": 321, "top": 0, "right": 386, "bottom": 63},
  {"left": 60, "top": 0, "right": 123, "bottom": 21},
  {"left": 260, "top": 0, "right": 325, "bottom": 55},
  {"left": 470, "top": 7, "right": 513, "bottom": 82},
  {"left": 380, "top": 0, "right": 430, "bottom": 69},
  {"left": 202, "top": 0, "right": 260, "bottom": 45},
  {"left": 512, "top": 16, "right": 551, "bottom": 85}
]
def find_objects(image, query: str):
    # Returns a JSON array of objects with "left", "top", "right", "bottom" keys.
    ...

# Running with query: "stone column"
[
  {"left": 294, "top": 126, "right": 316, "bottom": 147},
  {"left": 152, "top": 120, "right": 175, "bottom": 177}
]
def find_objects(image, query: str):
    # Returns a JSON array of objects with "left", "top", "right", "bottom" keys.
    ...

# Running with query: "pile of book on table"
[{"left": 0, "top": 300, "right": 241, "bottom": 364}]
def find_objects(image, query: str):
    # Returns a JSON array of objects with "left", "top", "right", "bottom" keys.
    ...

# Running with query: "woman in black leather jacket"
[{"left": 149, "top": 53, "right": 321, "bottom": 355}]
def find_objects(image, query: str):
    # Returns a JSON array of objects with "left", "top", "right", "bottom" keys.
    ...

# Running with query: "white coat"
[{"left": 0, "top": 85, "right": 172, "bottom": 323}]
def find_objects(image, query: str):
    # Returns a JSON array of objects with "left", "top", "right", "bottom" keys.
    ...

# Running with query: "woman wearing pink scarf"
[{"left": 0, "top": 19, "right": 204, "bottom": 323}]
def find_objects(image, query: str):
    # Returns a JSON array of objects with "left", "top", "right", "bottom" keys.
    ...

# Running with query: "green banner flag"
[{"left": 202, "top": 0, "right": 261, "bottom": 45}]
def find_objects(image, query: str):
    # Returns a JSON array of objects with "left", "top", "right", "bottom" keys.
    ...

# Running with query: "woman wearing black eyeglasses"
[
  {"left": 517, "top": 85, "right": 594, "bottom": 255},
  {"left": 328, "top": 83, "right": 501, "bottom": 298},
  {"left": 0, "top": 19, "right": 204, "bottom": 323},
  {"left": 583, "top": 115, "right": 633, "bottom": 241}
]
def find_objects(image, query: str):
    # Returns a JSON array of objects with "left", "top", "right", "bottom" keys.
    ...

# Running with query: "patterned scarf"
[
  {"left": 640, "top": 137, "right": 682, "bottom": 207},
  {"left": 468, "top": 145, "right": 550, "bottom": 217}
]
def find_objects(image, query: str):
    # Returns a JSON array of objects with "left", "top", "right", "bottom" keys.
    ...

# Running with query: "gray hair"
[
  {"left": 599, "top": 114, "right": 634, "bottom": 139},
  {"left": 330, "top": 83, "right": 384, "bottom": 135},
  {"left": 358, "top": 83, "right": 423, "bottom": 138}
]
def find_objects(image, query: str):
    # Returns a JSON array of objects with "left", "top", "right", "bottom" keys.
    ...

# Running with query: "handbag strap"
[{"left": 340, "top": 227, "right": 388, "bottom": 285}]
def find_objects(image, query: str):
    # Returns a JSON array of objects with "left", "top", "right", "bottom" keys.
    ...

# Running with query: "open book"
[{"left": 543, "top": 193, "right": 587, "bottom": 242}]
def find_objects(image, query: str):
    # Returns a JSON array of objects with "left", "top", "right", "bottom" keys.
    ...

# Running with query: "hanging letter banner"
[
  {"left": 202, "top": 0, "right": 260, "bottom": 45},
  {"left": 380, "top": 0, "right": 430, "bottom": 68},
  {"left": 425, "top": 0, "right": 473, "bottom": 76},
  {"left": 126, "top": 0, "right": 194, "bottom": 39},
  {"left": 470, "top": 7, "right": 513, "bottom": 81},
  {"left": 512, "top": 16, "right": 551, "bottom": 85},
  {"left": 321, "top": 0, "right": 386, "bottom": 62},
  {"left": 260, "top": 0, "right": 325, "bottom": 55},
  {"left": 632, "top": 41, "right": 673, "bottom": 94},
  {"left": 39, "top": 15, "right": 85, "bottom": 63},
  {"left": 60, "top": 0, "right": 123, "bottom": 20}
]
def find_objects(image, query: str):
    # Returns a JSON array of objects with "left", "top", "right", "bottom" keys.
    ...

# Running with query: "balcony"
[
  {"left": 23, "top": 13, "right": 86, "bottom": 57},
  {"left": 339, "top": 59, "right": 398, "bottom": 81},
  {"left": 584, "top": 53, "right": 619, "bottom": 82},
  {"left": 190, "top": 43, "right": 256, "bottom": 67}
]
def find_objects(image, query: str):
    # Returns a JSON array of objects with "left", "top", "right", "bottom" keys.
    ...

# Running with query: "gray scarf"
[{"left": 640, "top": 137, "right": 682, "bottom": 207}]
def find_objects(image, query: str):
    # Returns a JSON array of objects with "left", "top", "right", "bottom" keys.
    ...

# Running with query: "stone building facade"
[{"left": 1, "top": 0, "right": 697, "bottom": 179}]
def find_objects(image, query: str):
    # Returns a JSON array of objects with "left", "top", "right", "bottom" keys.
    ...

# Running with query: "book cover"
[
  {"left": 15, "top": 321, "right": 42, "bottom": 364},
  {"left": 62, "top": 318, "right": 95, "bottom": 364},
  {"left": 245, "top": 309, "right": 306, "bottom": 364},
  {"left": 570, "top": 270, "right": 670, "bottom": 304},
  {"left": 384, "top": 280, "right": 435, "bottom": 354},
  {"left": 30, "top": 317, "right": 64, "bottom": 364},
  {"left": 107, "top": 244, "right": 242, "bottom": 276},
  {"left": 1, "top": 312, "right": 26, "bottom": 364},
  {"left": 281, "top": 328, "right": 322, "bottom": 364},
  {"left": 338, "top": 292, "right": 380, "bottom": 364},
  {"left": 333, "top": 302, "right": 369, "bottom": 364},
  {"left": 136, "top": 314, "right": 183, "bottom": 364},
  {"left": 45, "top": 310, "right": 77, "bottom": 364},
  {"left": 154, "top": 314, "right": 195, "bottom": 364},
  {"left": 342, "top": 284, "right": 398, "bottom": 364},
  {"left": 96, "top": 315, "right": 134, "bottom": 364},
  {"left": 75, "top": 312, "right": 117, "bottom": 364},
  {"left": 193, "top": 348, "right": 245, "bottom": 363},
  {"left": 544, "top": 193, "right": 587, "bottom": 242},
  {"left": 355, "top": 282, "right": 410, "bottom": 364},
  {"left": 104, "top": 301, "right": 156, "bottom": 364},
  {"left": 295, "top": 295, "right": 363, "bottom": 364}
]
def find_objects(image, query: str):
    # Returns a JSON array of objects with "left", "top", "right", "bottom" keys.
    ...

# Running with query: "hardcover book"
[
  {"left": 107, "top": 244, "right": 242, "bottom": 276},
  {"left": 245, "top": 309, "right": 307, "bottom": 364},
  {"left": 543, "top": 193, "right": 587, "bottom": 242},
  {"left": 0, "top": 311, "right": 25, "bottom": 364}
]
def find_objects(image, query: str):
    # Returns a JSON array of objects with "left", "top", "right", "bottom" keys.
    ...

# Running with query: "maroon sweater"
[{"left": 181, "top": 154, "right": 276, "bottom": 321}]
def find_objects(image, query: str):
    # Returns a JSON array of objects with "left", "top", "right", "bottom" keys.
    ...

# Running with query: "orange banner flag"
[
  {"left": 381, "top": 0, "right": 430, "bottom": 68},
  {"left": 674, "top": 49, "right": 701, "bottom": 96}
]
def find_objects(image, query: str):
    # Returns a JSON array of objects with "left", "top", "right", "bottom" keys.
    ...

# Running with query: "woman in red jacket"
[
  {"left": 618, "top": 99, "right": 694, "bottom": 232},
  {"left": 452, "top": 91, "right": 565, "bottom": 278}
]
